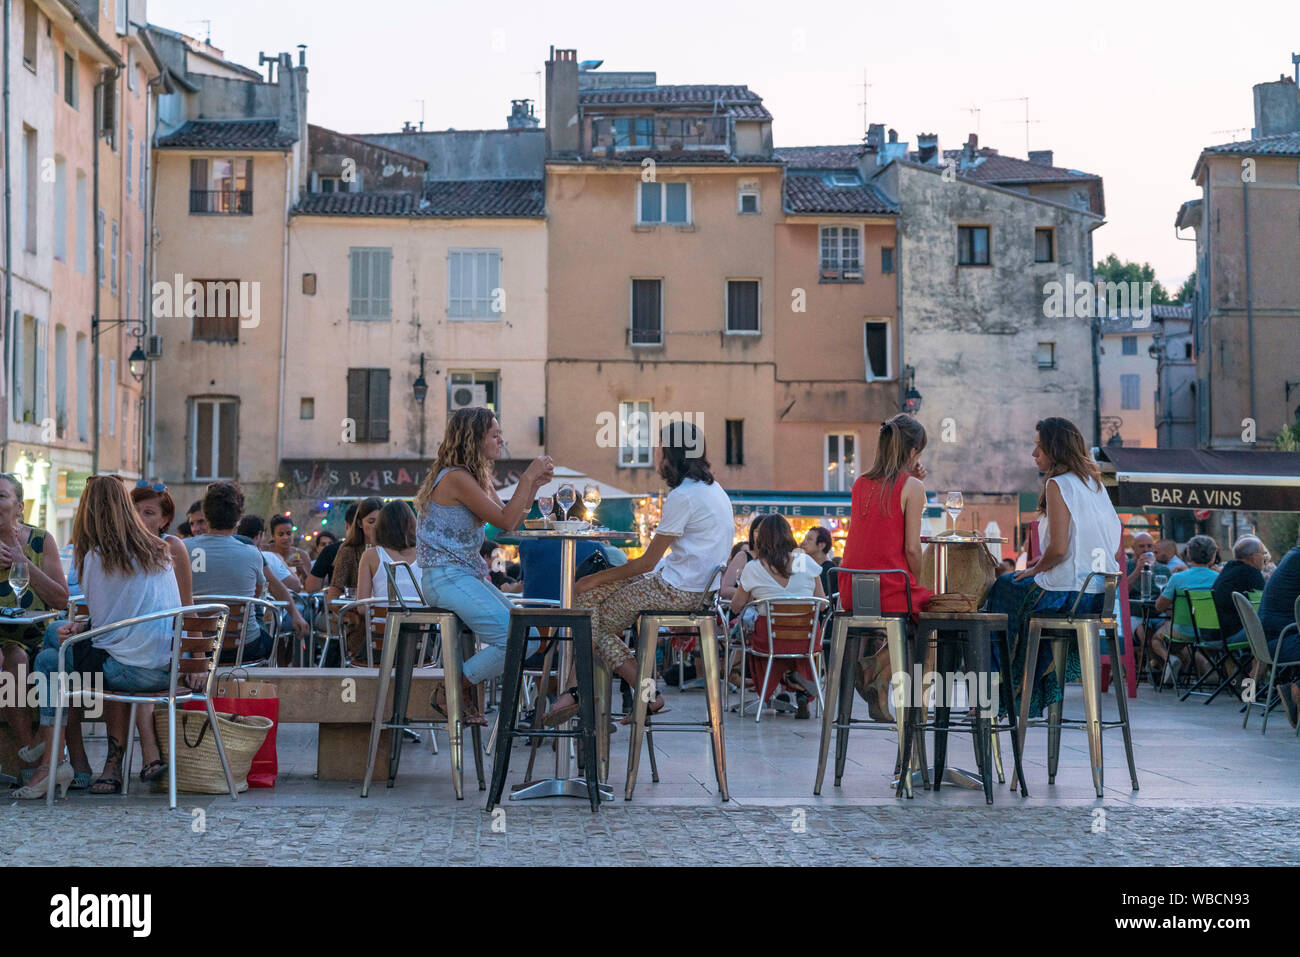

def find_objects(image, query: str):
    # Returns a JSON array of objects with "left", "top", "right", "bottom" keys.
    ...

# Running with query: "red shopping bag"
[{"left": 184, "top": 677, "right": 279, "bottom": 788}]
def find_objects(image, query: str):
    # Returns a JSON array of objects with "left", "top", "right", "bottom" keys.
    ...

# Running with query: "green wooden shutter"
[{"left": 368, "top": 369, "right": 389, "bottom": 442}]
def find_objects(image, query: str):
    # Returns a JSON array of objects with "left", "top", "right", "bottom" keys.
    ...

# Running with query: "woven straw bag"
[{"left": 152, "top": 710, "right": 273, "bottom": 794}]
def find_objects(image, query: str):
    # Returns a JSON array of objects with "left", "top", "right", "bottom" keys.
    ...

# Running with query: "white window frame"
[
  {"left": 1037, "top": 341, "right": 1056, "bottom": 370},
  {"left": 75, "top": 172, "right": 87, "bottom": 274},
  {"left": 824, "top": 432, "right": 858, "bottom": 492},
  {"left": 189, "top": 397, "right": 238, "bottom": 481},
  {"left": 447, "top": 248, "right": 503, "bottom": 320},
  {"left": 618, "top": 400, "right": 653, "bottom": 469},
  {"left": 724, "top": 279, "right": 761, "bottom": 336},
  {"left": 819, "top": 224, "right": 863, "bottom": 280},
  {"left": 637, "top": 181, "right": 692, "bottom": 226},
  {"left": 737, "top": 184, "right": 760, "bottom": 215},
  {"left": 53, "top": 157, "right": 67, "bottom": 262},
  {"left": 863, "top": 319, "right": 894, "bottom": 382}
]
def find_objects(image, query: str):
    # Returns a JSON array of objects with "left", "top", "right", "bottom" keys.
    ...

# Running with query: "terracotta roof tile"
[
  {"left": 157, "top": 119, "right": 298, "bottom": 151},
  {"left": 783, "top": 174, "right": 897, "bottom": 215},
  {"left": 774, "top": 145, "right": 865, "bottom": 169},
  {"left": 579, "top": 84, "right": 772, "bottom": 120},
  {"left": 1202, "top": 130, "right": 1300, "bottom": 156},
  {"left": 293, "top": 180, "right": 545, "bottom": 218},
  {"left": 940, "top": 149, "right": 1099, "bottom": 183}
]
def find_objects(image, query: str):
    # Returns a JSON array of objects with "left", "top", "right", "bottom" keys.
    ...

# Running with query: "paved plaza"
[{"left": 5, "top": 679, "right": 1298, "bottom": 866}]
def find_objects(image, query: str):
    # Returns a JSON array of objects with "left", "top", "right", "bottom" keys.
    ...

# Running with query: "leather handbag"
[{"left": 574, "top": 549, "right": 610, "bottom": 581}]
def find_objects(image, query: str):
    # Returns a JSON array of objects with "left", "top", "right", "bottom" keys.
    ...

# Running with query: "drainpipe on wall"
[
  {"left": 1242, "top": 174, "right": 1256, "bottom": 446},
  {"left": 276, "top": 151, "right": 291, "bottom": 477},
  {"left": 92, "top": 75, "right": 103, "bottom": 476},
  {"left": 1087, "top": 226, "right": 1101, "bottom": 449},
  {"left": 894, "top": 219, "right": 904, "bottom": 413},
  {"left": 2, "top": 0, "right": 12, "bottom": 470}
]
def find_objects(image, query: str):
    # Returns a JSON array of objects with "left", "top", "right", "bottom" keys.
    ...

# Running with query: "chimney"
[
  {"left": 508, "top": 98, "right": 540, "bottom": 129},
  {"left": 545, "top": 47, "right": 581, "bottom": 157},
  {"left": 865, "top": 123, "right": 884, "bottom": 152},
  {"left": 1252, "top": 75, "right": 1300, "bottom": 138},
  {"left": 1028, "top": 149, "right": 1054, "bottom": 166},
  {"left": 887, "top": 128, "right": 898, "bottom": 143},
  {"left": 916, "top": 132, "right": 940, "bottom": 165}
]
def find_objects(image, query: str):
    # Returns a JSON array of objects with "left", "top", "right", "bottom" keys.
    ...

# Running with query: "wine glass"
[
  {"left": 537, "top": 493, "right": 555, "bottom": 524},
  {"left": 945, "top": 491, "right": 964, "bottom": 535},
  {"left": 555, "top": 483, "right": 577, "bottom": 522},
  {"left": 9, "top": 560, "right": 29, "bottom": 604},
  {"left": 582, "top": 482, "right": 602, "bottom": 525}
]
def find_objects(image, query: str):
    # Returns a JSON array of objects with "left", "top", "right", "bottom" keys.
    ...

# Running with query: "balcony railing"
[{"left": 190, "top": 190, "right": 253, "bottom": 215}]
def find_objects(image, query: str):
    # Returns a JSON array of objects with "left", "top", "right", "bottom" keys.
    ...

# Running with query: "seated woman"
[
  {"left": 560, "top": 421, "right": 733, "bottom": 726},
  {"left": 720, "top": 516, "right": 762, "bottom": 601},
  {"left": 730, "top": 514, "right": 826, "bottom": 719},
  {"left": 1143, "top": 534, "right": 1220, "bottom": 685},
  {"left": 356, "top": 500, "right": 422, "bottom": 605},
  {"left": 837, "top": 414, "right": 932, "bottom": 723},
  {"left": 0, "top": 472, "right": 70, "bottom": 780},
  {"left": 17, "top": 476, "right": 182, "bottom": 799},
  {"left": 985, "top": 417, "right": 1122, "bottom": 717},
  {"left": 414, "top": 408, "right": 553, "bottom": 725}
]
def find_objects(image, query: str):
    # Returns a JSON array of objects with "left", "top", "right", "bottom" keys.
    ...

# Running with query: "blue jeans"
[
  {"left": 421, "top": 564, "right": 535, "bottom": 684},
  {"left": 1268, "top": 632, "right": 1300, "bottom": 668},
  {"left": 34, "top": 631, "right": 170, "bottom": 726}
]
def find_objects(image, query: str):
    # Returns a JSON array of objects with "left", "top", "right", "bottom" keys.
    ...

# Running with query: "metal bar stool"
[
  {"left": 626, "top": 567, "right": 729, "bottom": 801},
  {"left": 815, "top": 569, "right": 926, "bottom": 798},
  {"left": 360, "top": 564, "right": 484, "bottom": 800},
  {"left": 900, "top": 611, "right": 1023, "bottom": 805},
  {"left": 1016, "top": 572, "right": 1138, "bottom": 798},
  {"left": 486, "top": 607, "right": 601, "bottom": 812}
]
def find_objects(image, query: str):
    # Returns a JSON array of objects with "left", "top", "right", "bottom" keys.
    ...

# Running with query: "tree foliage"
[{"left": 1095, "top": 253, "right": 1172, "bottom": 305}]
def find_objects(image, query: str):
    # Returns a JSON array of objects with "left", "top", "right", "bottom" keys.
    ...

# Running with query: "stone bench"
[{"left": 237, "top": 667, "right": 446, "bottom": 781}]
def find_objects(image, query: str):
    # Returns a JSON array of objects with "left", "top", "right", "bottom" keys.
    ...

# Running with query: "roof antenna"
[
  {"left": 188, "top": 19, "right": 212, "bottom": 44},
  {"left": 857, "top": 68, "right": 874, "bottom": 138}
]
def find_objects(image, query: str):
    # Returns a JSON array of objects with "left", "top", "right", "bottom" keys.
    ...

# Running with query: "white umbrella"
[{"left": 497, "top": 465, "right": 641, "bottom": 503}]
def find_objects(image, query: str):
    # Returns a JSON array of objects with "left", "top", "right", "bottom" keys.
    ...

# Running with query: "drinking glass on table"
[
  {"left": 555, "top": 483, "right": 577, "bottom": 522},
  {"left": 8, "top": 560, "right": 28, "bottom": 604},
  {"left": 537, "top": 493, "right": 555, "bottom": 524},
  {"left": 582, "top": 482, "right": 602, "bottom": 525},
  {"left": 945, "top": 491, "right": 964, "bottom": 534},
  {"left": 1153, "top": 574, "right": 1169, "bottom": 594}
]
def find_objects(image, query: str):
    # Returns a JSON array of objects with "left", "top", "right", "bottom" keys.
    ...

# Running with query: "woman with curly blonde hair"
[{"left": 414, "top": 408, "right": 553, "bottom": 722}]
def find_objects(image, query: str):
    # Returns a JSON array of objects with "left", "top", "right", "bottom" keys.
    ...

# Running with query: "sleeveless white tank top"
[{"left": 1034, "top": 472, "right": 1121, "bottom": 594}]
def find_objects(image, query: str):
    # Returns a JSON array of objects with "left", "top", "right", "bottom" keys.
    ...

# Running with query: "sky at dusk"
[{"left": 149, "top": 0, "right": 1300, "bottom": 289}]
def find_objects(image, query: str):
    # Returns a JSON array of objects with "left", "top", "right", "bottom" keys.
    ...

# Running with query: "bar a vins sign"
[{"left": 1113, "top": 480, "right": 1296, "bottom": 512}]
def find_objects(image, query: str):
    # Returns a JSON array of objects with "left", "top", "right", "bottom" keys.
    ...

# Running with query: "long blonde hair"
[
  {"left": 414, "top": 408, "right": 497, "bottom": 512},
  {"left": 1035, "top": 417, "right": 1102, "bottom": 513},
  {"left": 863, "top": 414, "right": 927, "bottom": 516},
  {"left": 73, "top": 476, "right": 170, "bottom": 579}
]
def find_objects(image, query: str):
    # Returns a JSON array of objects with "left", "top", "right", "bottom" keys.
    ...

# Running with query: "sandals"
[
  {"left": 89, "top": 776, "right": 123, "bottom": 795},
  {"left": 544, "top": 686, "right": 582, "bottom": 727},
  {"left": 139, "top": 760, "right": 168, "bottom": 784},
  {"left": 430, "top": 684, "right": 489, "bottom": 727},
  {"left": 620, "top": 691, "right": 669, "bottom": 725}
]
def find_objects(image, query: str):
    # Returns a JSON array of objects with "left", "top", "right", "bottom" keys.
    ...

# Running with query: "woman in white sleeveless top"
[
  {"left": 985, "top": 417, "right": 1121, "bottom": 717},
  {"left": 356, "top": 501, "right": 423, "bottom": 605}
]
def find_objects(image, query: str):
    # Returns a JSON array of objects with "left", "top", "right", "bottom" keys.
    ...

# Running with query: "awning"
[
  {"left": 1097, "top": 448, "right": 1300, "bottom": 512},
  {"left": 279, "top": 458, "right": 533, "bottom": 499},
  {"left": 728, "top": 489, "right": 950, "bottom": 520}
]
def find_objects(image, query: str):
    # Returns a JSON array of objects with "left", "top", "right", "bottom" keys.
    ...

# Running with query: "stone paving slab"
[{"left": 4, "top": 804, "right": 1294, "bottom": 866}]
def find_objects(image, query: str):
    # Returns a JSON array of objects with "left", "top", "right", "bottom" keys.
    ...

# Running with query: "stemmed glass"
[
  {"left": 537, "top": 492, "right": 555, "bottom": 525},
  {"left": 8, "top": 560, "right": 29, "bottom": 605},
  {"left": 555, "top": 484, "right": 577, "bottom": 522},
  {"left": 582, "top": 482, "right": 602, "bottom": 526},
  {"left": 945, "top": 491, "right": 964, "bottom": 535}
]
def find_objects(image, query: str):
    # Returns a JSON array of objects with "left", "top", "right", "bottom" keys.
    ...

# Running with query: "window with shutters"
[
  {"left": 1120, "top": 374, "right": 1141, "bottom": 411},
  {"left": 98, "top": 76, "right": 116, "bottom": 147},
  {"left": 12, "top": 315, "right": 40, "bottom": 423},
  {"left": 125, "top": 252, "right": 132, "bottom": 319},
  {"left": 22, "top": 1, "right": 37, "bottom": 72},
  {"left": 114, "top": 0, "right": 127, "bottom": 34},
  {"left": 725, "top": 280, "right": 759, "bottom": 334},
  {"left": 881, "top": 246, "right": 895, "bottom": 274},
  {"left": 447, "top": 249, "right": 501, "bottom": 319},
  {"left": 55, "top": 325, "right": 68, "bottom": 436},
  {"left": 126, "top": 126, "right": 133, "bottom": 196},
  {"left": 76, "top": 334, "right": 88, "bottom": 441},
  {"left": 725, "top": 419, "right": 745, "bottom": 466},
  {"left": 138, "top": 141, "right": 145, "bottom": 208},
  {"left": 75, "top": 172, "right": 87, "bottom": 274},
  {"left": 96, "top": 209, "right": 105, "bottom": 284},
  {"left": 54, "top": 157, "right": 67, "bottom": 262},
  {"left": 1121, "top": 335, "right": 1137, "bottom": 355},
  {"left": 189, "top": 157, "right": 252, "bottom": 214},
  {"left": 346, "top": 369, "right": 390, "bottom": 443},
  {"left": 110, "top": 220, "right": 118, "bottom": 294},
  {"left": 23, "top": 127, "right": 37, "bottom": 253},
  {"left": 189, "top": 397, "right": 238, "bottom": 481},
  {"left": 107, "top": 358, "right": 116, "bottom": 436},
  {"left": 191, "top": 279, "right": 242, "bottom": 342},
  {"left": 630, "top": 278, "right": 663, "bottom": 346},
  {"left": 350, "top": 247, "right": 392, "bottom": 320}
]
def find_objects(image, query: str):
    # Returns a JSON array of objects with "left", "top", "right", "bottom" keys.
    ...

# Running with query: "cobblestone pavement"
[{"left": 5, "top": 804, "right": 1293, "bottom": 866}]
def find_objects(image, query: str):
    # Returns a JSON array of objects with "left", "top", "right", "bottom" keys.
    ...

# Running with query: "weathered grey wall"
[
  {"left": 887, "top": 162, "right": 1100, "bottom": 495},
  {"left": 309, "top": 126, "right": 427, "bottom": 191},
  {"left": 359, "top": 130, "right": 544, "bottom": 181}
]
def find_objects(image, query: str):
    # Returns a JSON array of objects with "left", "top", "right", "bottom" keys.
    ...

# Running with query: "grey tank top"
[{"left": 416, "top": 467, "right": 489, "bottom": 579}]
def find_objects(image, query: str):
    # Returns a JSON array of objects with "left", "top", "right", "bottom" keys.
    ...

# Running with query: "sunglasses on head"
[{"left": 136, "top": 481, "right": 167, "bottom": 492}]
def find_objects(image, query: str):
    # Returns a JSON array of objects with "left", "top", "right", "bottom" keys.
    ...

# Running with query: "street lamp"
[
  {"left": 902, "top": 365, "right": 922, "bottom": 415},
  {"left": 92, "top": 316, "right": 152, "bottom": 382},
  {"left": 412, "top": 354, "right": 428, "bottom": 404},
  {"left": 128, "top": 345, "right": 148, "bottom": 381}
]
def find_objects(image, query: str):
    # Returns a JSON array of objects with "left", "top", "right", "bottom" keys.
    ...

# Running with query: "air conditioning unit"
[
  {"left": 842, "top": 269, "right": 863, "bottom": 281},
  {"left": 146, "top": 335, "right": 163, "bottom": 358},
  {"left": 449, "top": 384, "right": 488, "bottom": 410}
]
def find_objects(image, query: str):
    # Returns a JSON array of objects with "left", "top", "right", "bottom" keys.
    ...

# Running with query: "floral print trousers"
[{"left": 573, "top": 573, "right": 703, "bottom": 671}]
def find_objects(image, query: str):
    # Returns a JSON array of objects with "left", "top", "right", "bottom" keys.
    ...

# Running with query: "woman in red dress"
[{"left": 838, "top": 414, "right": 933, "bottom": 720}]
